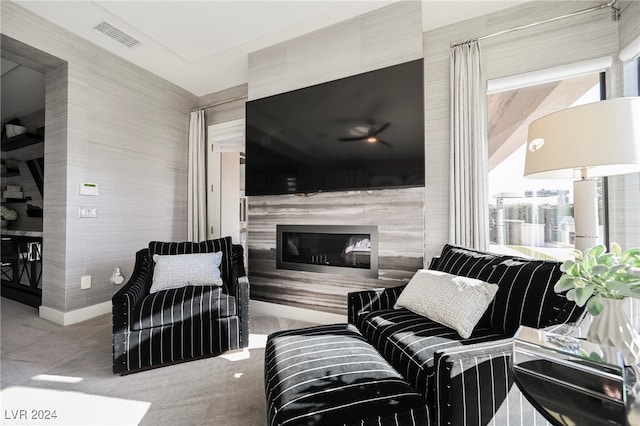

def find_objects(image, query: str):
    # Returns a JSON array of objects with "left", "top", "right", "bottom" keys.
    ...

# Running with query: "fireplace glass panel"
[
  {"left": 282, "top": 232, "right": 371, "bottom": 269},
  {"left": 276, "top": 225, "right": 378, "bottom": 278}
]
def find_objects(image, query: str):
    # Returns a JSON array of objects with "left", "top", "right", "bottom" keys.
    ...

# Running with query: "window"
[
  {"left": 615, "top": 56, "right": 640, "bottom": 331},
  {"left": 487, "top": 73, "right": 605, "bottom": 261},
  {"left": 607, "top": 57, "right": 640, "bottom": 251}
]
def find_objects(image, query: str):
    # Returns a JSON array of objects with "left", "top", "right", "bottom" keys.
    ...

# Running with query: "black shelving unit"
[
  {"left": 1, "top": 235, "right": 43, "bottom": 307},
  {"left": 1, "top": 132, "right": 43, "bottom": 152},
  {"left": 1, "top": 166, "right": 20, "bottom": 177}
]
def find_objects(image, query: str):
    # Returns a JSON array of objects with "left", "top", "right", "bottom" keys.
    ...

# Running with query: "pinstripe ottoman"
[{"left": 264, "top": 323, "right": 429, "bottom": 426}]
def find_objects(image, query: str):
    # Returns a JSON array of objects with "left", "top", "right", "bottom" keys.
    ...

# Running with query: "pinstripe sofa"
[
  {"left": 112, "top": 237, "right": 249, "bottom": 374},
  {"left": 347, "top": 244, "right": 585, "bottom": 425}
]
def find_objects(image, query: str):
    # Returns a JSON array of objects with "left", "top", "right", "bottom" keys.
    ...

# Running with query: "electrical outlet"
[{"left": 81, "top": 275, "right": 91, "bottom": 289}]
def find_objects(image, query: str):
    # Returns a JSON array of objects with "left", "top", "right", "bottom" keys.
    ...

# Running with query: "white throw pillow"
[
  {"left": 150, "top": 252, "right": 223, "bottom": 294},
  {"left": 394, "top": 269, "right": 499, "bottom": 338}
]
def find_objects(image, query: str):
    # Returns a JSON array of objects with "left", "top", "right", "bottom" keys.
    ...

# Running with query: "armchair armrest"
[
  {"left": 231, "top": 244, "right": 247, "bottom": 279},
  {"left": 433, "top": 338, "right": 549, "bottom": 426},
  {"left": 237, "top": 275, "right": 250, "bottom": 347},
  {"left": 112, "top": 249, "right": 150, "bottom": 325},
  {"left": 112, "top": 248, "right": 150, "bottom": 374},
  {"left": 231, "top": 244, "right": 250, "bottom": 348},
  {"left": 347, "top": 285, "right": 406, "bottom": 325}
]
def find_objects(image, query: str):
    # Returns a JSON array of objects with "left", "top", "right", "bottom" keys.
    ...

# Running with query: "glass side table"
[{"left": 512, "top": 326, "right": 639, "bottom": 426}]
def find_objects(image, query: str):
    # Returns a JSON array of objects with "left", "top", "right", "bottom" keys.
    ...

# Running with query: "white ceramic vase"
[{"left": 587, "top": 297, "right": 640, "bottom": 365}]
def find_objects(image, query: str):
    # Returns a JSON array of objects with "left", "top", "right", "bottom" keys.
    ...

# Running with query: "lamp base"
[{"left": 573, "top": 179, "right": 599, "bottom": 253}]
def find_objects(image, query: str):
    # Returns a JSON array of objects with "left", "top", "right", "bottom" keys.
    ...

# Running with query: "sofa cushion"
[
  {"left": 132, "top": 285, "right": 237, "bottom": 331},
  {"left": 485, "top": 258, "right": 582, "bottom": 336},
  {"left": 432, "top": 244, "right": 509, "bottom": 282},
  {"left": 433, "top": 245, "right": 584, "bottom": 335},
  {"left": 356, "top": 308, "right": 503, "bottom": 396},
  {"left": 394, "top": 269, "right": 499, "bottom": 338},
  {"left": 431, "top": 244, "right": 510, "bottom": 329},
  {"left": 148, "top": 237, "right": 234, "bottom": 291}
]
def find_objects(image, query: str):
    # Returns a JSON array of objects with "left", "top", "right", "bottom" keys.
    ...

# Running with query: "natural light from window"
[
  {"left": 1, "top": 332, "right": 273, "bottom": 425},
  {"left": 487, "top": 73, "right": 604, "bottom": 261},
  {"left": 1, "top": 386, "right": 150, "bottom": 425}
]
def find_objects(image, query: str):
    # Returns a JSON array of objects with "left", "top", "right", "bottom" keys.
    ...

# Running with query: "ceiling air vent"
[{"left": 92, "top": 21, "right": 141, "bottom": 49}]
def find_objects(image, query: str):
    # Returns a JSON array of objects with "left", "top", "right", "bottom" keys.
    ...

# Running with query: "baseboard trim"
[
  {"left": 250, "top": 299, "right": 347, "bottom": 324},
  {"left": 39, "top": 301, "right": 111, "bottom": 326}
]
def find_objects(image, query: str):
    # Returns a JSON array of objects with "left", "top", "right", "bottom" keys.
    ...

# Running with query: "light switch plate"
[{"left": 79, "top": 207, "right": 98, "bottom": 218}]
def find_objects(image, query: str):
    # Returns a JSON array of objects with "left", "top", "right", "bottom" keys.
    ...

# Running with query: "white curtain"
[
  {"left": 188, "top": 110, "right": 207, "bottom": 242},
  {"left": 449, "top": 40, "right": 489, "bottom": 250}
]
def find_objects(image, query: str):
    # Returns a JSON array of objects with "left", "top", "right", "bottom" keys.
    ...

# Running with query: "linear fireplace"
[{"left": 276, "top": 225, "right": 379, "bottom": 278}]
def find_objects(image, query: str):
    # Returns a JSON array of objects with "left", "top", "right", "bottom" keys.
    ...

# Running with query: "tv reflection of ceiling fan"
[{"left": 339, "top": 121, "right": 392, "bottom": 147}]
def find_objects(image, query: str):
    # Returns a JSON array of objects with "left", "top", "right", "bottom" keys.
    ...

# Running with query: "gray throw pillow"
[
  {"left": 150, "top": 252, "right": 223, "bottom": 293},
  {"left": 395, "top": 269, "right": 499, "bottom": 338}
]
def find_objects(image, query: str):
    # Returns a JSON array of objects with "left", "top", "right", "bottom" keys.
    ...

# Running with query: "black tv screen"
[{"left": 245, "top": 59, "right": 424, "bottom": 196}]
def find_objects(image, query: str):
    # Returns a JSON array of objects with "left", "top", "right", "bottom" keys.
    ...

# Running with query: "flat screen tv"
[{"left": 245, "top": 59, "right": 424, "bottom": 196}]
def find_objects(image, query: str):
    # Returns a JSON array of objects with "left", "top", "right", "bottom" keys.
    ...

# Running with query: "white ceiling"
[{"left": 12, "top": 0, "right": 526, "bottom": 97}]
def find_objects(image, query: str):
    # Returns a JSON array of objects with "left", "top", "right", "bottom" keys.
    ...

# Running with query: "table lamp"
[{"left": 524, "top": 97, "right": 640, "bottom": 252}]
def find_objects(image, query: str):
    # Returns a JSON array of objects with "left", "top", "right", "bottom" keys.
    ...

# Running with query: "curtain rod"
[
  {"left": 450, "top": 0, "right": 619, "bottom": 48},
  {"left": 191, "top": 95, "right": 248, "bottom": 112}
]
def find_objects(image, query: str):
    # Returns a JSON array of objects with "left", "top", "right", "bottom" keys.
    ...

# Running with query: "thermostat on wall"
[{"left": 80, "top": 182, "right": 99, "bottom": 196}]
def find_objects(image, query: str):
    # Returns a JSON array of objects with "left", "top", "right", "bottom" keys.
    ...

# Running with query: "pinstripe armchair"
[
  {"left": 112, "top": 237, "right": 249, "bottom": 374},
  {"left": 348, "top": 244, "right": 585, "bottom": 425}
]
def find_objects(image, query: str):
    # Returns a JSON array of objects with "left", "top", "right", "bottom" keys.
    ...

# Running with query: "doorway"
[
  {"left": 1, "top": 34, "right": 68, "bottom": 310},
  {"left": 207, "top": 119, "right": 247, "bottom": 265},
  {"left": 1, "top": 58, "right": 45, "bottom": 307}
]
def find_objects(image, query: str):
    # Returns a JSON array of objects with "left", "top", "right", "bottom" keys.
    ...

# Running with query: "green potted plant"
[{"left": 554, "top": 243, "right": 640, "bottom": 364}]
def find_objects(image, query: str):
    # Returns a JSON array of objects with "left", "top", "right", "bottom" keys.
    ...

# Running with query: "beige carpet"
[{"left": 0, "top": 297, "right": 316, "bottom": 425}]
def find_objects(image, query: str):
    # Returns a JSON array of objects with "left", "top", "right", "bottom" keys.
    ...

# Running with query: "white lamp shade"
[{"left": 524, "top": 97, "right": 640, "bottom": 179}]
